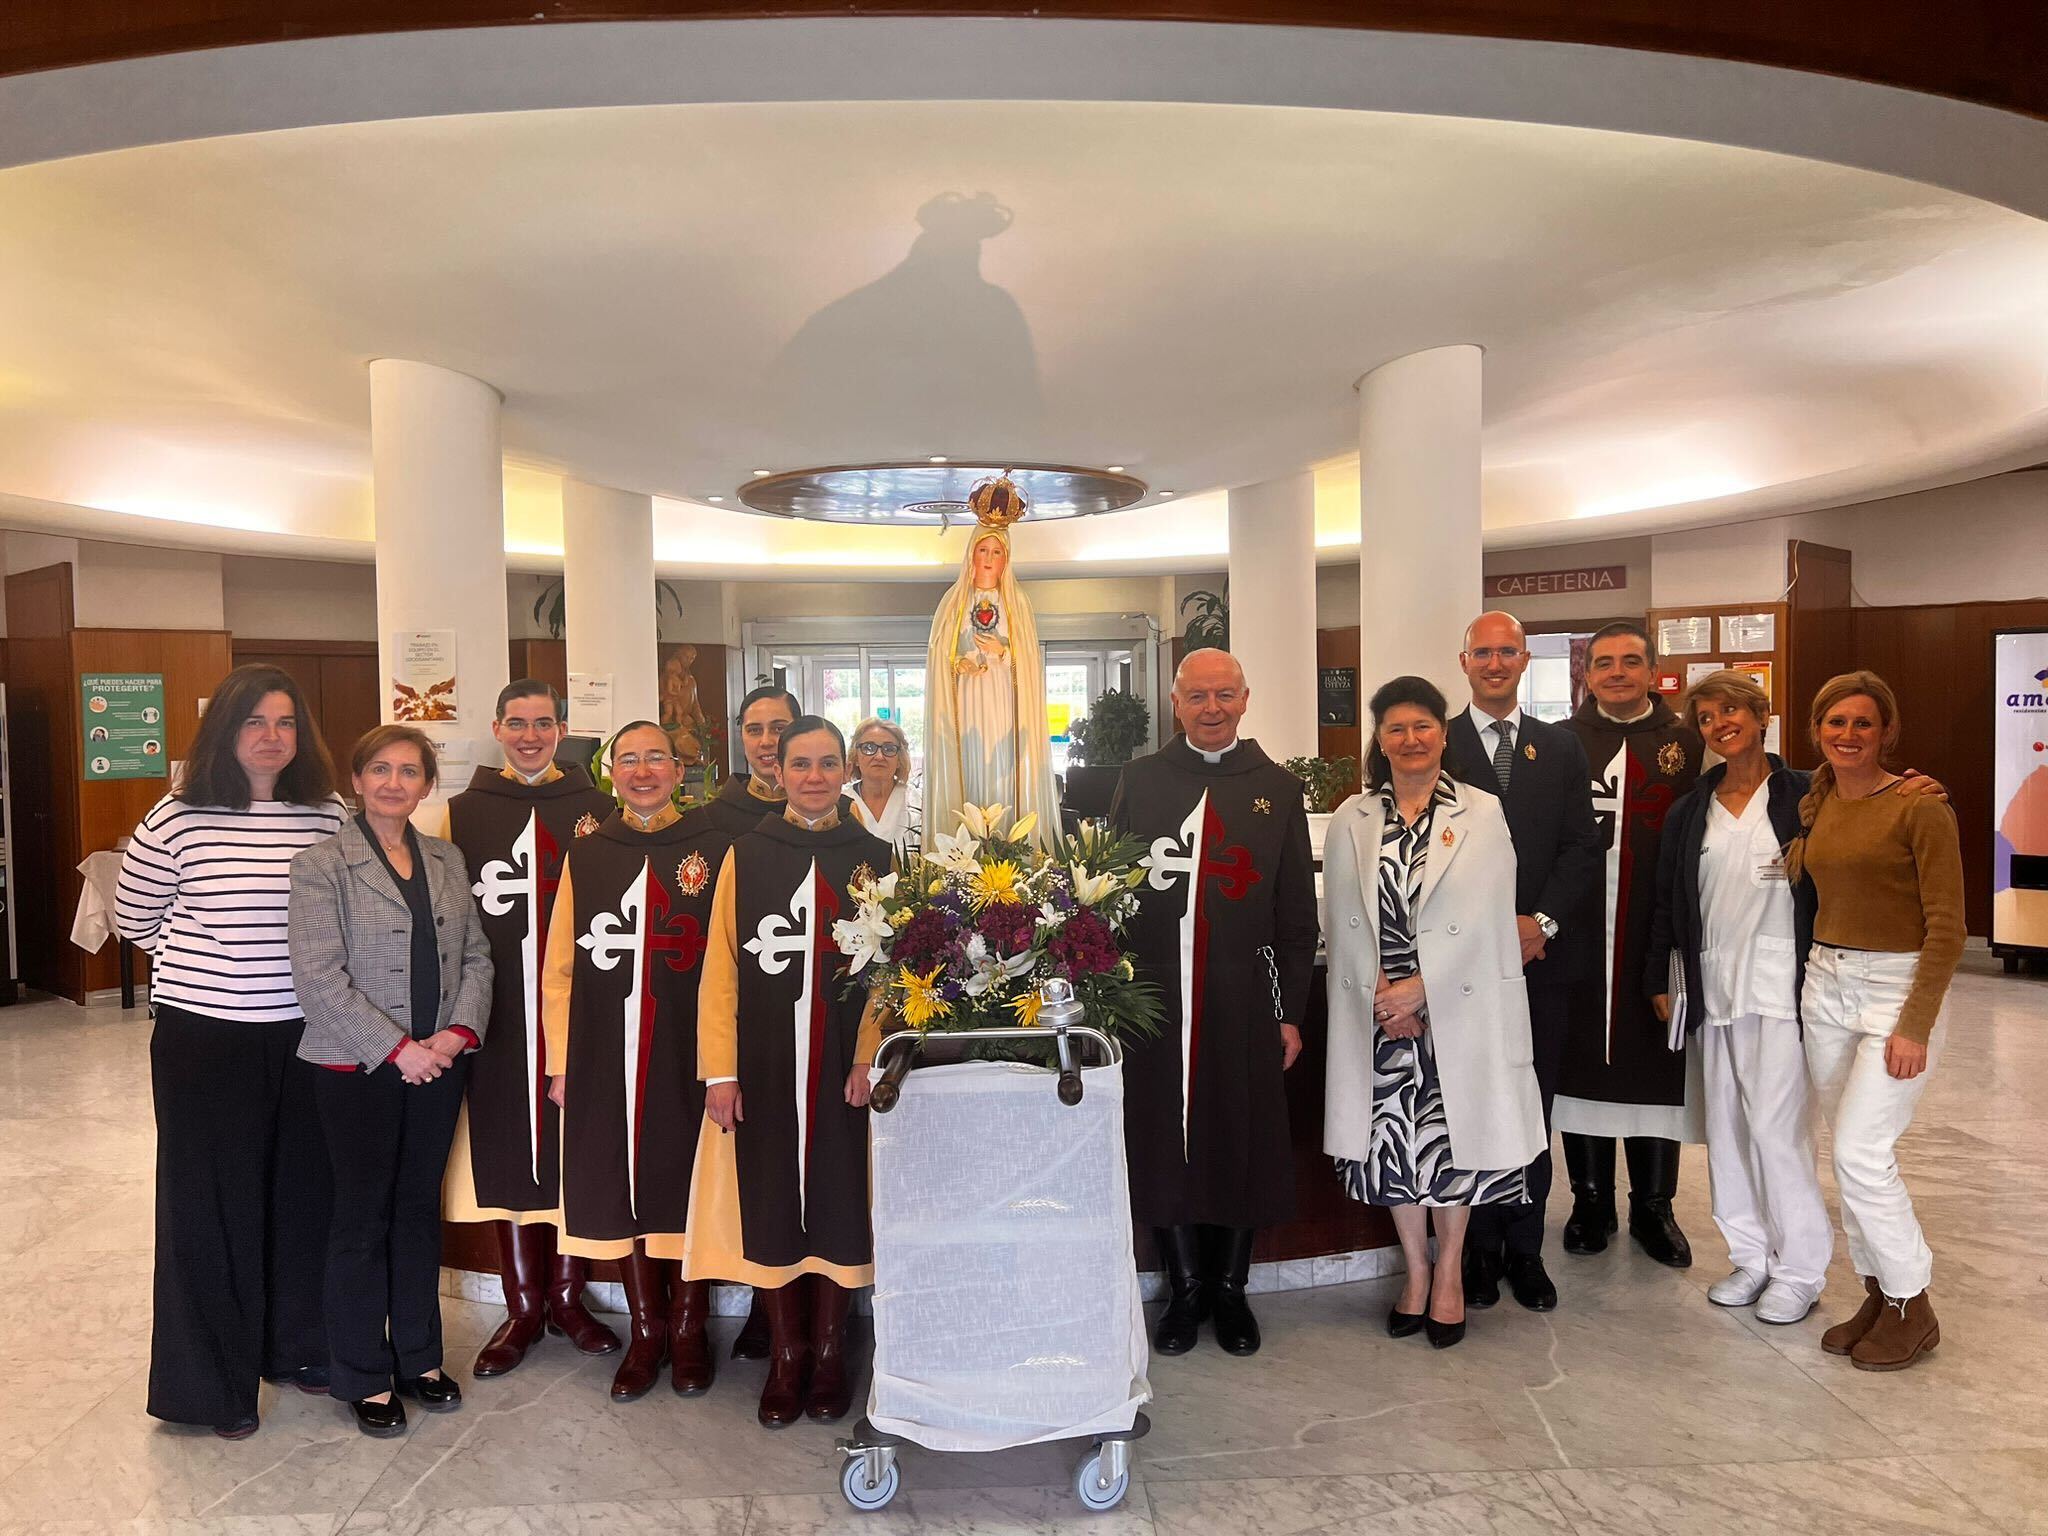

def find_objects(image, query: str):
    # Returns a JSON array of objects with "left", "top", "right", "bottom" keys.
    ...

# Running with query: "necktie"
[{"left": 1491, "top": 718, "right": 1515, "bottom": 791}]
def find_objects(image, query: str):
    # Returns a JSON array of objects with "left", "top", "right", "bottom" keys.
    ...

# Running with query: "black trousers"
[
  {"left": 147, "top": 1006, "right": 333, "bottom": 1426},
  {"left": 315, "top": 1058, "right": 467, "bottom": 1401},
  {"left": 1473, "top": 982, "right": 1567, "bottom": 1259}
]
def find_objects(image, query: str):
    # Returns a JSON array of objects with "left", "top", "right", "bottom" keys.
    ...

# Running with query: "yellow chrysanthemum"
[
  {"left": 1009, "top": 990, "right": 1044, "bottom": 1028},
  {"left": 969, "top": 859, "right": 1024, "bottom": 910},
  {"left": 889, "top": 907, "right": 914, "bottom": 929},
  {"left": 896, "top": 965, "right": 951, "bottom": 1029}
]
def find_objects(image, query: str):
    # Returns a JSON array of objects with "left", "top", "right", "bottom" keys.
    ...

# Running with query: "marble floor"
[{"left": 4, "top": 953, "right": 2048, "bottom": 1535}]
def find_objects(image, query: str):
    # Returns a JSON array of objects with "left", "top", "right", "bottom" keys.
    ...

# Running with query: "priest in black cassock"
[
  {"left": 1554, "top": 622, "right": 1705, "bottom": 1267},
  {"left": 437, "top": 680, "right": 621, "bottom": 1377},
  {"left": 542, "top": 721, "right": 728, "bottom": 1402},
  {"left": 1109, "top": 649, "right": 1317, "bottom": 1359},
  {"left": 686, "top": 716, "right": 889, "bottom": 1429}
]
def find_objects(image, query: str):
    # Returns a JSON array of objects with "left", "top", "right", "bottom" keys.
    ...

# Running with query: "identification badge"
[{"left": 1754, "top": 855, "right": 1788, "bottom": 884}]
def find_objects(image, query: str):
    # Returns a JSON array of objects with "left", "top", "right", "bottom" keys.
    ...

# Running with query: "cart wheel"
[
  {"left": 841, "top": 1455, "right": 901, "bottom": 1511},
  {"left": 1074, "top": 1449, "right": 1130, "bottom": 1511}
]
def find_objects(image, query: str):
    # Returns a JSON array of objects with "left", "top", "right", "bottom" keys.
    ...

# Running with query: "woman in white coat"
[{"left": 1325, "top": 675, "right": 1546, "bottom": 1348}]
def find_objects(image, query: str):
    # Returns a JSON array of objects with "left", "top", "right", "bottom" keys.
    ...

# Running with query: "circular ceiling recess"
[{"left": 737, "top": 462, "right": 1148, "bottom": 524}]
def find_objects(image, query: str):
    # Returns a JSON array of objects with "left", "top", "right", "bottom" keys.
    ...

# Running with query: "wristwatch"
[{"left": 1534, "top": 912, "right": 1560, "bottom": 940}]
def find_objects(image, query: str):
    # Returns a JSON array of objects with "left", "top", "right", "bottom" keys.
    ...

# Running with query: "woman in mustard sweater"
[{"left": 1788, "top": 671, "right": 1964, "bottom": 1373}]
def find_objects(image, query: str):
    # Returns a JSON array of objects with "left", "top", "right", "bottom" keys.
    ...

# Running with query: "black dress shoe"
[
  {"left": 1152, "top": 1225, "right": 1206, "bottom": 1356},
  {"left": 349, "top": 1397, "right": 408, "bottom": 1438},
  {"left": 1561, "top": 1197, "right": 1617, "bottom": 1255},
  {"left": 1628, "top": 1199, "right": 1694, "bottom": 1269},
  {"left": 1462, "top": 1246, "right": 1501, "bottom": 1309},
  {"left": 1425, "top": 1314, "right": 1466, "bottom": 1349},
  {"left": 213, "top": 1413, "right": 259, "bottom": 1440},
  {"left": 1386, "top": 1305, "right": 1425, "bottom": 1339},
  {"left": 396, "top": 1374, "right": 463, "bottom": 1413},
  {"left": 1504, "top": 1253, "right": 1558, "bottom": 1311},
  {"left": 1205, "top": 1226, "right": 1261, "bottom": 1356}
]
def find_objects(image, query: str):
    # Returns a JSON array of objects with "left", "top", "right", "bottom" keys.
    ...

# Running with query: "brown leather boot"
[
  {"left": 804, "top": 1279, "right": 854, "bottom": 1422},
  {"left": 609, "top": 1247, "right": 669, "bottom": 1402},
  {"left": 669, "top": 1267, "right": 714, "bottom": 1397},
  {"left": 1821, "top": 1275, "right": 1883, "bottom": 1357},
  {"left": 474, "top": 1222, "right": 549, "bottom": 1377},
  {"left": 757, "top": 1280, "right": 811, "bottom": 1429},
  {"left": 547, "top": 1247, "right": 622, "bottom": 1357},
  {"left": 731, "top": 1289, "right": 769, "bottom": 1360},
  {"left": 1851, "top": 1290, "right": 1940, "bottom": 1372}
]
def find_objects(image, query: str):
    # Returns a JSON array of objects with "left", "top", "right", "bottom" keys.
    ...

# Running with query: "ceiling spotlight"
[
  {"left": 707, "top": 495, "right": 724, "bottom": 503},
  {"left": 752, "top": 469, "right": 771, "bottom": 478},
  {"left": 1107, "top": 465, "right": 1126, "bottom": 474},
  {"left": 928, "top": 455, "right": 949, "bottom": 464},
  {"left": 1158, "top": 489, "right": 1175, "bottom": 498}
]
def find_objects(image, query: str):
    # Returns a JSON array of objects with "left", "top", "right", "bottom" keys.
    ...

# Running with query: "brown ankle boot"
[
  {"left": 804, "top": 1279, "right": 854, "bottom": 1422},
  {"left": 1851, "top": 1290, "right": 1940, "bottom": 1372},
  {"left": 474, "top": 1222, "right": 549, "bottom": 1377},
  {"left": 757, "top": 1280, "right": 811, "bottom": 1429},
  {"left": 1821, "top": 1276, "right": 1883, "bottom": 1357},
  {"left": 609, "top": 1247, "right": 669, "bottom": 1402},
  {"left": 547, "top": 1248, "right": 622, "bottom": 1357},
  {"left": 669, "top": 1268, "right": 714, "bottom": 1397}
]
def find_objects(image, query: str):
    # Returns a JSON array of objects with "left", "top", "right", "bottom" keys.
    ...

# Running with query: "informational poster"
[
  {"left": 1046, "top": 702, "right": 1073, "bottom": 743},
  {"left": 1685, "top": 661, "right": 1721, "bottom": 688},
  {"left": 1656, "top": 616, "right": 1713, "bottom": 656},
  {"left": 81, "top": 673, "right": 167, "bottom": 781},
  {"left": 1720, "top": 612, "right": 1777, "bottom": 653},
  {"left": 1993, "top": 630, "right": 2048, "bottom": 953},
  {"left": 567, "top": 672, "right": 614, "bottom": 739},
  {"left": 1318, "top": 667, "right": 1358, "bottom": 726},
  {"left": 390, "top": 630, "right": 458, "bottom": 722},
  {"left": 1735, "top": 660, "right": 1774, "bottom": 699}
]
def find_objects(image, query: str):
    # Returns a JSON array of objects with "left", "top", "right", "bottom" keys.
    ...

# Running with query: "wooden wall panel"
[
  {"left": 5, "top": 566, "right": 78, "bottom": 999},
  {"left": 233, "top": 640, "right": 380, "bottom": 769}
]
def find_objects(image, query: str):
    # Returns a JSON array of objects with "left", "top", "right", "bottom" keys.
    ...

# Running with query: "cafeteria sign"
[
  {"left": 82, "top": 673, "right": 167, "bottom": 781},
  {"left": 1485, "top": 564, "right": 1627, "bottom": 599}
]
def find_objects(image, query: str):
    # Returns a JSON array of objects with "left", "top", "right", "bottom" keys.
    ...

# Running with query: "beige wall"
[
  {"left": 223, "top": 554, "right": 377, "bottom": 642},
  {"left": 75, "top": 541, "right": 224, "bottom": 631}
]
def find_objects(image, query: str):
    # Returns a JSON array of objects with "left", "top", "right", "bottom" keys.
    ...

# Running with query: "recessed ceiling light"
[
  {"left": 1107, "top": 465, "right": 1126, "bottom": 473},
  {"left": 928, "top": 455, "right": 949, "bottom": 464},
  {"left": 1159, "top": 490, "right": 1175, "bottom": 498},
  {"left": 707, "top": 495, "right": 724, "bottom": 503},
  {"left": 752, "top": 469, "right": 771, "bottom": 478}
]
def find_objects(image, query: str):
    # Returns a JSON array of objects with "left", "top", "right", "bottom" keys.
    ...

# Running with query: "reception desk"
[{"left": 442, "top": 965, "right": 1398, "bottom": 1298}]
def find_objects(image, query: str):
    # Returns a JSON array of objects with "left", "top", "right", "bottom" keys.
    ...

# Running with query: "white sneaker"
[
  {"left": 1755, "top": 1279, "right": 1819, "bottom": 1326},
  {"left": 1707, "top": 1268, "right": 1767, "bottom": 1307}
]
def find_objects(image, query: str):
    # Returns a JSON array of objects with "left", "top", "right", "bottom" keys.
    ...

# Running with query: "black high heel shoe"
[
  {"left": 396, "top": 1373, "right": 463, "bottom": 1413},
  {"left": 1386, "top": 1305, "right": 1425, "bottom": 1338},
  {"left": 1424, "top": 1313, "right": 1466, "bottom": 1350},
  {"left": 349, "top": 1396, "right": 407, "bottom": 1438}
]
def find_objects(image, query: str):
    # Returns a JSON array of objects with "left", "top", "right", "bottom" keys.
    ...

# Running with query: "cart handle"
[{"left": 869, "top": 1023, "right": 1121, "bottom": 1113}]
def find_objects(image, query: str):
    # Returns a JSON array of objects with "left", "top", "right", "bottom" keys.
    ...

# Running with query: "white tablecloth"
[{"left": 70, "top": 849, "right": 127, "bottom": 953}]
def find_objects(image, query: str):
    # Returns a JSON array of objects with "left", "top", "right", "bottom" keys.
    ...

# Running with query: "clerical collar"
[
  {"left": 784, "top": 804, "right": 840, "bottom": 832},
  {"left": 1597, "top": 700, "right": 1655, "bottom": 724},
  {"left": 1194, "top": 738, "right": 1240, "bottom": 765},
  {"left": 621, "top": 802, "right": 681, "bottom": 833},
  {"left": 746, "top": 774, "right": 786, "bottom": 804},
  {"left": 501, "top": 763, "right": 562, "bottom": 787}
]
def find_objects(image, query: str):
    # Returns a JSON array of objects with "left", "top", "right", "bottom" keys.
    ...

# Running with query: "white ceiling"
[{"left": 1, "top": 97, "right": 2045, "bottom": 574}]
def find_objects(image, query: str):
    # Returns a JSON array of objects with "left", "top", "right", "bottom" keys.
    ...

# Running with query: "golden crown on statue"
[{"left": 968, "top": 471, "right": 1029, "bottom": 532}]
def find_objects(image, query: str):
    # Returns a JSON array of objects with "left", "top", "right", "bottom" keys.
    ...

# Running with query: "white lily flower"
[
  {"left": 999, "top": 950, "right": 1037, "bottom": 980},
  {"left": 831, "top": 906, "right": 893, "bottom": 973},
  {"left": 872, "top": 870, "right": 900, "bottom": 900},
  {"left": 1006, "top": 812, "right": 1039, "bottom": 843},
  {"left": 1070, "top": 864, "right": 1118, "bottom": 907},
  {"left": 928, "top": 828, "right": 981, "bottom": 875}
]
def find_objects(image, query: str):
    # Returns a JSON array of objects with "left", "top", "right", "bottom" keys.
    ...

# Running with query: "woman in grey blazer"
[
  {"left": 292, "top": 724, "right": 492, "bottom": 1438},
  {"left": 1324, "top": 676, "right": 1545, "bottom": 1349}
]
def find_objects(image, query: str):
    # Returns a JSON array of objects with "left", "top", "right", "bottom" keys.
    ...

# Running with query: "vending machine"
[{"left": 1992, "top": 629, "right": 2048, "bottom": 970}]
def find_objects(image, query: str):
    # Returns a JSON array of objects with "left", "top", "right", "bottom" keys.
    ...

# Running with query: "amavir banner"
[{"left": 1993, "top": 629, "right": 2048, "bottom": 954}]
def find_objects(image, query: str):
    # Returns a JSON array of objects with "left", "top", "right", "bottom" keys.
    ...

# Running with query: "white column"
[
  {"left": 370, "top": 359, "right": 508, "bottom": 782},
  {"left": 1226, "top": 472, "right": 1319, "bottom": 762},
  {"left": 1357, "top": 344, "right": 1483, "bottom": 696},
  {"left": 562, "top": 479, "right": 659, "bottom": 737}
]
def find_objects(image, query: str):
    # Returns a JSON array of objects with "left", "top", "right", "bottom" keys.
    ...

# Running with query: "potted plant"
[
  {"left": 1179, "top": 587, "right": 1229, "bottom": 652},
  {"left": 1283, "top": 754, "right": 1359, "bottom": 859},
  {"left": 1064, "top": 688, "right": 1150, "bottom": 819}
]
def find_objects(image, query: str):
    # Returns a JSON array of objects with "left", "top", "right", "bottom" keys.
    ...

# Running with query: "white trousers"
[
  {"left": 1801, "top": 946, "right": 1945, "bottom": 1299},
  {"left": 1701, "top": 1017, "right": 1833, "bottom": 1293}
]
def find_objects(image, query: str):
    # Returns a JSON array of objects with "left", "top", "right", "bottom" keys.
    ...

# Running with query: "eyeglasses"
[
  {"left": 856, "top": 742, "right": 901, "bottom": 758},
  {"left": 1466, "top": 646, "right": 1525, "bottom": 663},
  {"left": 613, "top": 752, "right": 675, "bottom": 771}
]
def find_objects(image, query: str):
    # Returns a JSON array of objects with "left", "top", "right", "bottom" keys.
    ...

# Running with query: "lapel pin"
[
  {"left": 1523, "top": 742, "right": 1537, "bottom": 760},
  {"left": 1440, "top": 827, "right": 1455, "bottom": 847}
]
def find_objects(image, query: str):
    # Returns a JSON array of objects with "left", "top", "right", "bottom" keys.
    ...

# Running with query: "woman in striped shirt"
[{"left": 116, "top": 664, "right": 346, "bottom": 1439}]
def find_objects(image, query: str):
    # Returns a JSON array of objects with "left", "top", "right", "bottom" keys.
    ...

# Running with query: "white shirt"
[
  {"left": 1697, "top": 787, "right": 1800, "bottom": 1025},
  {"left": 1466, "top": 703, "right": 1524, "bottom": 750},
  {"left": 844, "top": 779, "right": 922, "bottom": 849}
]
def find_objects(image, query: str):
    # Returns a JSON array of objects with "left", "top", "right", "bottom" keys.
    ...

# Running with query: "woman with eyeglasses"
[{"left": 842, "top": 715, "right": 921, "bottom": 854}]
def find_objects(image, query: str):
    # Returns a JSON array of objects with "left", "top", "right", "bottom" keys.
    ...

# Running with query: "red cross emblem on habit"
[
  {"left": 473, "top": 812, "right": 565, "bottom": 1183},
  {"left": 1143, "top": 790, "right": 1261, "bottom": 1159},
  {"left": 579, "top": 860, "right": 704, "bottom": 1214}
]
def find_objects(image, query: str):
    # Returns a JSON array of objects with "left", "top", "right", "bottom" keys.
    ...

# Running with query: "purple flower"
[
  {"left": 1050, "top": 908, "right": 1120, "bottom": 977},
  {"left": 893, "top": 907, "right": 957, "bottom": 971},
  {"left": 976, "top": 901, "right": 1037, "bottom": 956}
]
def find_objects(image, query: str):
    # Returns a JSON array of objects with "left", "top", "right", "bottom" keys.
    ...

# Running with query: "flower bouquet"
[{"left": 831, "top": 802, "right": 1163, "bottom": 1047}]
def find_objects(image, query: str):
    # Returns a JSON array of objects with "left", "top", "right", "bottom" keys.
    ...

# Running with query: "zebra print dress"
[{"left": 1336, "top": 774, "right": 1528, "bottom": 1209}]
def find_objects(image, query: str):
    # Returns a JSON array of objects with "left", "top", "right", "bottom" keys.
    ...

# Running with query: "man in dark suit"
[{"left": 1443, "top": 611, "right": 1602, "bottom": 1313}]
